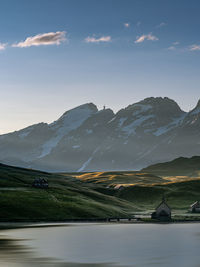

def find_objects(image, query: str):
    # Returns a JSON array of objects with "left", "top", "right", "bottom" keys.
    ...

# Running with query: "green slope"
[
  {"left": 0, "top": 163, "right": 134, "bottom": 221},
  {"left": 113, "top": 179, "right": 200, "bottom": 212},
  {"left": 1, "top": 162, "right": 200, "bottom": 221},
  {"left": 142, "top": 156, "right": 200, "bottom": 177}
]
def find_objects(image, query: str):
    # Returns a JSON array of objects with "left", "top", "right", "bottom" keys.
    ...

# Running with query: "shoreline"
[{"left": 1, "top": 218, "right": 200, "bottom": 230}]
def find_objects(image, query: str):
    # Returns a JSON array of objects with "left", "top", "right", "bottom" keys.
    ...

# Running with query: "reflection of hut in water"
[
  {"left": 32, "top": 178, "right": 48, "bottom": 189},
  {"left": 151, "top": 197, "right": 171, "bottom": 221},
  {"left": 190, "top": 201, "right": 200, "bottom": 213}
]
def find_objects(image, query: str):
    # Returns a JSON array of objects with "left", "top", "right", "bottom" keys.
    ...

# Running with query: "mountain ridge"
[{"left": 0, "top": 97, "right": 200, "bottom": 172}]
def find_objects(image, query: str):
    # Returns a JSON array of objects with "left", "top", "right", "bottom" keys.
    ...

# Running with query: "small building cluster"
[
  {"left": 32, "top": 178, "right": 48, "bottom": 189},
  {"left": 151, "top": 197, "right": 200, "bottom": 221}
]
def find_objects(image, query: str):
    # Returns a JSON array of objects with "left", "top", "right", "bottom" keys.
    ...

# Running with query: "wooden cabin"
[
  {"left": 32, "top": 178, "right": 48, "bottom": 189},
  {"left": 190, "top": 201, "right": 200, "bottom": 213},
  {"left": 151, "top": 197, "right": 171, "bottom": 220}
]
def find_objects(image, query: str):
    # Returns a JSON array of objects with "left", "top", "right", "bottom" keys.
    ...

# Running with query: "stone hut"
[
  {"left": 151, "top": 197, "right": 171, "bottom": 220},
  {"left": 190, "top": 201, "right": 200, "bottom": 213},
  {"left": 32, "top": 178, "right": 48, "bottom": 189}
]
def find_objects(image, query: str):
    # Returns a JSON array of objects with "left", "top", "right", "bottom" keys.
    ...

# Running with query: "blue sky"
[{"left": 1, "top": 0, "right": 200, "bottom": 133}]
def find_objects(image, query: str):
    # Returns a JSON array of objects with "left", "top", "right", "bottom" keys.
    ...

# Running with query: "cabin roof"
[
  {"left": 156, "top": 198, "right": 171, "bottom": 211},
  {"left": 190, "top": 201, "right": 200, "bottom": 208}
]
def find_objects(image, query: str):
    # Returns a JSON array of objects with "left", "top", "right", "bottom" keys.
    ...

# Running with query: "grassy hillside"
[
  {"left": 0, "top": 163, "right": 134, "bottom": 221},
  {"left": 113, "top": 179, "right": 200, "bottom": 214},
  {"left": 1, "top": 163, "right": 200, "bottom": 221},
  {"left": 69, "top": 170, "right": 200, "bottom": 216},
  {"left": 142, "top": 156, "right": 200, "bottom": 177}
]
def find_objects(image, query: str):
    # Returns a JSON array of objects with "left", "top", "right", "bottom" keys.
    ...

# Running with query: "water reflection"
[
  {"left": 1, "top": 223, "right": 200, "bottom": 267},
  {"left": 0, "top": 235, "right": 119, "bottom": 267}
]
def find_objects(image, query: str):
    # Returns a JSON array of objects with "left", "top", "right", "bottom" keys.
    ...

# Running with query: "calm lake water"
[{"left": 0, "top": 223, "right": 200, "bottom": 267}]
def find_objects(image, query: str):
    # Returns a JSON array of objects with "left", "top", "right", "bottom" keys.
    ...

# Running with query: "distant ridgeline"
[
  {"left": 142, "top": 156, "right": 200, "bottom": 177},
  {"left": 1, "top": 97, "right": 200, "bottom": 172}
]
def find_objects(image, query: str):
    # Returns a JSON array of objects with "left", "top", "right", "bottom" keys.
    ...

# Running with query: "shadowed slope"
[{"left": 142, "top": 156, "right": 200, "bottom": 177}]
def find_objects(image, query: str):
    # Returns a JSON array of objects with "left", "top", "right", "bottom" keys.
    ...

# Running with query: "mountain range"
[{"left": 1, "top": 97, "right": 200, "bottom": 172}]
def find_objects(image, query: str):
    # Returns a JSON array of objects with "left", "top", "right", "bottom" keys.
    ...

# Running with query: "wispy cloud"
[
  {"left": 136, "top": 21, "right": 141, "bottom": 27},
  {"left": 156, "top": 22, "right": 167, "bottom": 28},
  {"left": 173, "top": 41, "right": 179, "bottom": 45},
  {"left": 84, "top": 36, "right": 111, "bottom": 43},
  {"left": 189, "top": 44, "right": 200, "bottom": 51},
  {"left": 168, "top": 41, "right": 180, "bottom": 50},
  {"left": 0, "top": 43, "right": 6, "bottom": 50},
  {"left": 124, "top": 23, "right": 130, "bottom": 28},
  {"left": 135, "top": 33, "right": 158, "bottom": 43},
  {"left": 168, "top": 46, "right": 176, "bottom": 50},
  {"left": 12, "top": 31, "right": 66, "bottom": 48}
]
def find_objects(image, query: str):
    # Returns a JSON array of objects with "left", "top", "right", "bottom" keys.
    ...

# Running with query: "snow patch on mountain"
[
  {"left": 132, "top": 104, "right": 152, "bottom": 116},
  {"left": 86, "top": 129, "right": 93, "bottom": 134},
  {"left": 38, "top": 137, "right": 60, "bottom": 158},
  {"left": 118, "top": 118, "right": 127, "bottom": 127},
  {"left": 78, "top": 147, "right": 100, "bottom": 172},
  {"left": 190, "top": 107, "right": 200, "bottom": 116},
  {"left": 38, "top": 105, "right": 96, "bottom": 158},
  {"left": 73, "top": 145, "right": 80, "bottom": 149},
  {"left": 122, "top": 115, "right": 154, "bottom": 136},
  {"left": 18, "top": 130, "right": 31, "bottom": 139},
  {"left": 153, "top": 114, "right": 186, "bottom": 136},
  {"left": 108, "top": 117, "right": 116, "bottom": 124},
  {"left": 18, "top": 126, "right": 35, "bottom": 139}
]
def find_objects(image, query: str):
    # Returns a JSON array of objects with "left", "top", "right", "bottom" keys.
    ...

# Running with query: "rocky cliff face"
[{"left": 0, "top": 97, "right": 200, "bottom": 172}]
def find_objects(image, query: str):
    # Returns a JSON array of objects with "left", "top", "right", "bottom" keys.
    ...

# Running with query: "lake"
[{"left": 0, "top": 223, "right": 200, "bottom": 266}]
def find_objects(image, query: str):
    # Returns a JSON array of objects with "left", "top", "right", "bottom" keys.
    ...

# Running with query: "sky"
[{"left": 1, "top": 0, "right": 200, "bottom": 134}]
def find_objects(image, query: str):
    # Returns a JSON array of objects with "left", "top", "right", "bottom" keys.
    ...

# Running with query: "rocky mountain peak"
[
  {"left": 137, "top": 97, "right": 185, "bottom": 120},
  {"left": 125, "top": 97, "right": 182, "bottom": 114},
  {"left": 141, "top": 97, "right": 181, "bottom": 110},
  {"left": 61, "top": 103, "right": 98, "bottom": 118},
  {"left": 97, "top": 108, "right": 114, "bottom": 116},
  {"left": 119, "top": 97, "right": 184, "bottom": 127}
]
